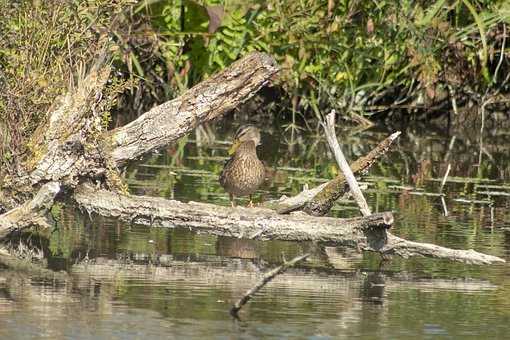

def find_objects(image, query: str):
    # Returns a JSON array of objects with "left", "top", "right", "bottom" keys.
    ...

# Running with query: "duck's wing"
[{"left": 219, "top": 156, "right": 234, "bottom": 186}]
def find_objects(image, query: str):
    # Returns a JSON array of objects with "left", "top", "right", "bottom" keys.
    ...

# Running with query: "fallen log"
[
  {"left": 0, "top": 182, "right": 60, "bottom": 239},
  {"left": 107, "top": 52, "right": 279, "bottom": 166},
  {"left": 75, "top": 184, "right": 393, "bottom": 246},
  {"left": 74, "top": 185, "right": 504, "bottom": 265}
]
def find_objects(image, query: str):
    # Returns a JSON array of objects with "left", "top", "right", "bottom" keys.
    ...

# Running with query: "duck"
[{"left": 219, "top": 125, "right": 265, "bottom": 207}]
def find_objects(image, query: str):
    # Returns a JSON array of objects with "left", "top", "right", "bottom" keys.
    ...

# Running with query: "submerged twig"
[{"left": 230, "top": 253, "right": 310, "bottom": 317}]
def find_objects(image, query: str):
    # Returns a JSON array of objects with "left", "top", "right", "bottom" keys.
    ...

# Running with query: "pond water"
[{"left": 1, "top": 110, "right": 510, "bottom": 339}]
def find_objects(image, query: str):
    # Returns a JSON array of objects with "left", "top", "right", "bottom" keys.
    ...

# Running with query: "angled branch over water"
[
  {"left": 108, "top": 52, "right": 279, "bottom": 166},
  {"left": 265, "top": 130, "right": 401, "bottom": 215}
]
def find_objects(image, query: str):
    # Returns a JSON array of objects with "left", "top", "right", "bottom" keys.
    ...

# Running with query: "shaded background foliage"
[{"left": 0, "top": 0, "right": 509, "bottom": 170}]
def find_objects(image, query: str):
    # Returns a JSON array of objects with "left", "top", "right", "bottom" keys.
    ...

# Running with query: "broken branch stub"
[
  {"left": 108, "top": 52, "right": 279, "bottom": 166},
  {"left": 0, "top": 182, "right": 61, "bottom": 240}
]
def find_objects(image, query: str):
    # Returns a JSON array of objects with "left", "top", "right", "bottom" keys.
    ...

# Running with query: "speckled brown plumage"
[{"left": 220, "top": 126, "right": 265, "bottom": 207}]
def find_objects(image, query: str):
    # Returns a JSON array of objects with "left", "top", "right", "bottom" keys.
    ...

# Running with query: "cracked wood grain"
[{"left": 108, "top": 52, "right": 279, "bottom": 166}]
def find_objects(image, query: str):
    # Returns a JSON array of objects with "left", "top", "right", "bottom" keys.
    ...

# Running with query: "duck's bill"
[{"left": 228, "top": 140, "right": 241, "bottom": 155}]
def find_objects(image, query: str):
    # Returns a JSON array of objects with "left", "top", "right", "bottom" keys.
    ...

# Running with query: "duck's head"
[{"left": 228, "top": 125, "right": 261, "bottom": 155}]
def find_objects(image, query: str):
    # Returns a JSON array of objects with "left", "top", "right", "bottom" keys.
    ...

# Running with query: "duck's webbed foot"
[{"left": 246, "top": 195, "right": 255, "bottom": 208}]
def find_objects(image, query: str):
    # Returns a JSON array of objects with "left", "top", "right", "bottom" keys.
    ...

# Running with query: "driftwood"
[
  {"left": 321, "top": 110, "right": 371, "bottom": 216},
  {"left": 0, "top": 182, "right": 60, "bottom": 239},
  {"left": 265, "top": 130, "right": 400, "bottom": 214},
  {"left": 73, "top": 185, "right": 504, "bottom": 265},
  {"left": 302, "top": 131, "right": 401, "bottom": 216},
  {"left": 75, "top": 184, "right": 393, "bottom": 245},
  {"left": 230, "top": 253, "right": 309, "bottom": 317},
  {"left": 0, "top": 51, "right": 505, "bottom": 268},
  {"left": 108, "top": 52, "right": 279, "bottom": 166}
]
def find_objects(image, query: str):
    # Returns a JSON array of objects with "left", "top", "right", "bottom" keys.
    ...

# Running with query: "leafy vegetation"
[
  {"left": 130, "top": 0, "right": 510, "bottom": 117},
  {"left": 0, "top": 0, "right": 509, "bottom": 170}
]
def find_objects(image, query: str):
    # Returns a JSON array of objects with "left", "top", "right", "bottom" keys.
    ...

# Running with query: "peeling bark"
[
  {"left": 0, "top": 182, "right": 60, "bottom": 239},
  {"left": 25, "top": 66, "right": 111, "bottom": 186},
  {"left": 75, "top": 184, "right": 393, "bottom": 246},
  {"left": 108, "top": 52, "right": 279, "bottom": 166},
  {"left": 74, "top": 185, "right": 504, "bottom": 265}
]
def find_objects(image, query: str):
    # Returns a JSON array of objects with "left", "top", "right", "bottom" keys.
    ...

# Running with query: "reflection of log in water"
[
  {"left": 0, "top": 254, "right": 498, "bottom": 334},
  {"left": 216, "top": 237, "right": 259, "bottom": 259},
  {"left": 68, "top": 257, "right": 498, "bottom": 294}
]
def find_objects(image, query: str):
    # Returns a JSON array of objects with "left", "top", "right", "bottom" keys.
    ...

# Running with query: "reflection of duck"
[{"left": 220, "top": 125, "right": 265, "bottom": 207}]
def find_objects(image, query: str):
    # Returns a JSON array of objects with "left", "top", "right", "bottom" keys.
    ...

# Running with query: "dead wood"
[
  {"left": 1, "top": 52, "right": 277, "bottom": 234},
  {"left": 24, "top": 66, "right": 111, "bottom": 187},
  {"left": 230, "top": 253, "right": 309, "bottom": 317},
  {"left": 303, "top": 130, "right": 401, "bottom": 216},
  {"left": 74, "top": 185, "right": 505, "bottom": 265},
  {"left": 265, "top": 131, "right": 400, "bottom": 215},
  {"left": 3, "top": 52, "right": 277, "bottom": 206},
  {"left": 74, "top": 184, "right": 394, "bottom": 246},
  {"left": 321, "top": 110, "right": 371, "bottom": 216},
  {"left": 380, "top": 234, "right": 505, "bottom": 265},
  {"left": 0, "top": 182, "right": 60, "bottom": 240},
  {"left": 0, "top": 50, "right": 505, "bottom": 270},
  {"left": 107, "top": 52, "right": 279, "bottom": 166}
]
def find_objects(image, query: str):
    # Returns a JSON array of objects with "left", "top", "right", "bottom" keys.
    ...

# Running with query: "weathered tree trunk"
[
  {"left": 107, "top": 53, "right": 279, "bottom": 166},
  {"left": 73, "top": 185, "right": 504, "bottom": 265},
  {"left": 75, "top": 184, "right": 393, "bottom": 245}
]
